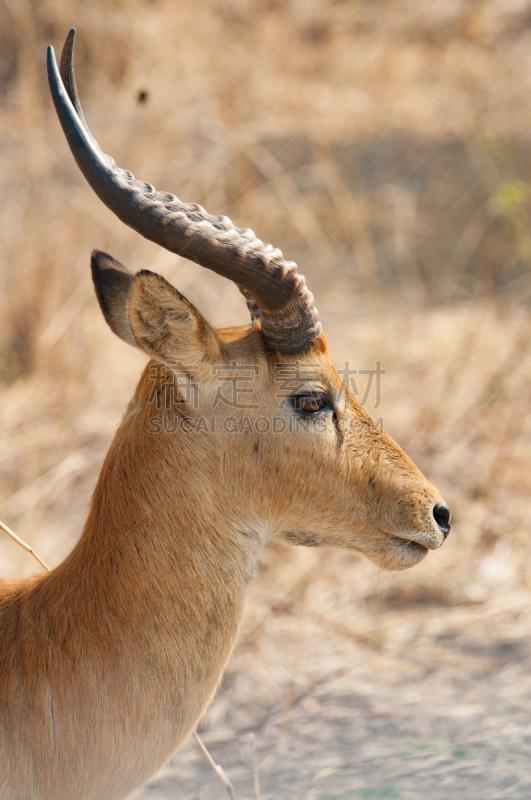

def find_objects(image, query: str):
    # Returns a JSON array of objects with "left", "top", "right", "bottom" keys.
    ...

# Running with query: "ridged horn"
[{"left": 47, "top": 29, "right": 322, "bottom": 354}]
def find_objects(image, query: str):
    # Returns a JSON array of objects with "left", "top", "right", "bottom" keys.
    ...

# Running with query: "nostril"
[{"left": 433, "top": 503, "right": 451, "bottom": 538}]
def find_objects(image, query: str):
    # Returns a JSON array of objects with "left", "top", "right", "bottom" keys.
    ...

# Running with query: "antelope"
[{"left": 0, "top": 29, "right": 451, "bottom": 800}]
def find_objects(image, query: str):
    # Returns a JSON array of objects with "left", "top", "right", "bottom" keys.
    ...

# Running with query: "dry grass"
[{"left": 1, "top": 1, "right": 531, "bottom": 798}]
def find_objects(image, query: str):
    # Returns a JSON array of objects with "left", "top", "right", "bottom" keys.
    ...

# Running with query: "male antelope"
[{"left": 0, "top": 30, "right": 451, "bottom": 800}]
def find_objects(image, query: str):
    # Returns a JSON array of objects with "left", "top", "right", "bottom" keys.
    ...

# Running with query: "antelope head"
[{"left": 48, "top": 31, "right": 450, "bottom": 573}]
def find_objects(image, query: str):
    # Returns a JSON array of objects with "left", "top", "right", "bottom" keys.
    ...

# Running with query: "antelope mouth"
[
  {"left": 360, "top": 528, "right": 443, "bottom": 572},
  {"left": 394, "top": 537, "right": 428, "bottom": 553},
  {"left": 402, "top": 540, "right": 429, "bottom": 567},
  {"left": 390, "top": 530, "right": 443, "bottom": 552},
  {"left": 379, "top": 535, "right": 431, "bottom": 571},
  {"left": 383, "top": 529, "right": 446, "bottom": 570}
]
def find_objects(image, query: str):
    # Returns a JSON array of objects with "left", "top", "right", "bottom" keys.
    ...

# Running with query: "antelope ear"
[
  {"left": 91, "top": 250, "right": 137, "bottom": 347},
  {"left": 126, "top": 268, "right": 221, "bottom": 367},
  {"left": 91, "top": 250, "right": 220, "bottom": 366}
]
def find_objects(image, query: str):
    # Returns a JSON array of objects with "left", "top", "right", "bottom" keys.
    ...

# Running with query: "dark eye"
[{"left": 292, "top": 392, "right": 330, "bottom": 415}]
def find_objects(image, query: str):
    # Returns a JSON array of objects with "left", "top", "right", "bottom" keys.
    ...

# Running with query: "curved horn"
[{"left": 47, "top": 30, "right": 322, "bottom": 354}]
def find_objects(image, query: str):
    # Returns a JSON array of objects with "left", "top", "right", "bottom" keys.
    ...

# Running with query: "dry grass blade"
[
  {"left": 249, "top": 733, "right": 261, "bottom": 800},
  {"left": 193, "top": 732, "right": 236, "bottom": 799},
  {"left": 0, "top": 519, "right": 50, "bottom": 572}
]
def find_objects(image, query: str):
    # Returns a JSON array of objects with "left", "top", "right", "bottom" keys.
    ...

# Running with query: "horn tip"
[
  {"left": 64, "top": 28, "right": 76, "bottom": 52},
  {"left": 61, "top": 28, "right": 76, "bottom": 66},
  {"left": 46, "top": 45, "right": 59, "bottom": 83}
]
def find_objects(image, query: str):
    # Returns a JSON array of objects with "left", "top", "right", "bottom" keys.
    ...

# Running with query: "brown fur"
[{"left": 0, "top": 256, "right": 448, "bottom": 800}]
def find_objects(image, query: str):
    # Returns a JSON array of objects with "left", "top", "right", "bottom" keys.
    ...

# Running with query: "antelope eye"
[{"left": 292, "top": 393, "right": 330, "bottom": 415}]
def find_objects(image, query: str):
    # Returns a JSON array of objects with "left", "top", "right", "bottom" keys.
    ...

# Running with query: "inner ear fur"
[{"left": 127, "top": 269, "right": 221, "bottom": 368}]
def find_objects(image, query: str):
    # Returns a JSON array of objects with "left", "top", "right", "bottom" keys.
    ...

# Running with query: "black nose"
[{"left": 433, "top": 503, "right": 451, "bottom": 538}]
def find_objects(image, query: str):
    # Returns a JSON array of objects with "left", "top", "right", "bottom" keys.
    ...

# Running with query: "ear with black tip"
[
  {"left": 127, "top": 270, "right": 221, "bottom": 368},
  {"left": 91, "top": 250, "right": 137, "bottom": 347}
]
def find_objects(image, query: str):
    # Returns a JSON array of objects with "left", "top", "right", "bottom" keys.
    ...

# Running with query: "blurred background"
[{"left": 1, "top": 1, "right": 531, "bottom": 797}]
